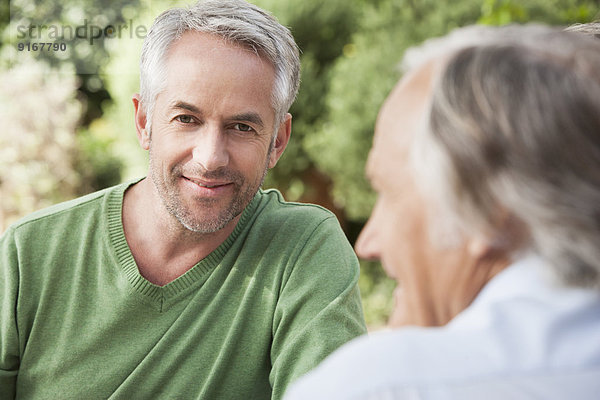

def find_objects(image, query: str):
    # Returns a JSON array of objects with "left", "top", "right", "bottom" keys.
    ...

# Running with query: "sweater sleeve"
[
  {"left": 0, "top": 228, "right": 20, "bottom": 399},
  {"left": 270, "top": 215, "right": 367, "bottom": 399}
]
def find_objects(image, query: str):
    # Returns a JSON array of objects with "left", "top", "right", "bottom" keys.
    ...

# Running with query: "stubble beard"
[{"left": 148, "top": 141, "right": 273, "bottom": 234}]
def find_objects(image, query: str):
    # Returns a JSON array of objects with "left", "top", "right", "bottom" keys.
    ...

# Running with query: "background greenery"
[{"left": 1, "top": 0, "right": 598, "bottom": 328}]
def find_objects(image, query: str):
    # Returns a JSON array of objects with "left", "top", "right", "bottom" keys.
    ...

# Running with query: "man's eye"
[
  {"left": 175, "top": 115, "right": 194, "bottom": 124},
  {"left": 234, "top": 123, "right": 253, "bottom": 132}
]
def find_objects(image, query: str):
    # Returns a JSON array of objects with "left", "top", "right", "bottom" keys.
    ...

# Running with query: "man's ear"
[
  {"left": 268, "top": 113, "right": 292, "bottom": 169},
  {"left": 132, "top": 93, "right": 150, "bottom": 150},
  {"left": 474, "top": 211, "right": 529, "bottom": 258},
  {"left": 466, "top": 211, "right": 527, "bottom": 275}
]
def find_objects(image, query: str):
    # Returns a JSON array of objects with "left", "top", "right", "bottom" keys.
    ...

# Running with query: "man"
[
  {"left": 0, "top": 1, "right": 366, "bottom": 398},
  {"left": 285, "top": 25, "right": 600, "bottom": 399}
]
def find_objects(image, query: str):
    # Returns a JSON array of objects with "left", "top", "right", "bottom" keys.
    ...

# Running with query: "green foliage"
[
  {"left": 479, "top": 0, "right": 599, "bottom": 25},
  {"left": 74, "top": 128, "right": 124, "bottom": 195},
  {"left": 0, "top": 0, "right": 133, "bottom": 229},
  {"left": 479, "top": 0, "right": 528, "bottom": 24},
  {"left": 359, "top": 260, "right": 396, "bottom": 328},
  {"left": 0, "top": 56, "right": 81, "bottom": 230},
  {"left": 256, "top": 0, "right": 365, "bottom": 201},
  {"left": 308, "top": 0, "right": 479, "bottom": 221},
  {"left": 7, "top": 0, "right": 141, "bottom": 73}
]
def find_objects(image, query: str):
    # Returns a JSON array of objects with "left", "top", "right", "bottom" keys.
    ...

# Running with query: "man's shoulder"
[
  {"left": 252, "top": 189, "right": 348, "bottom": 247},
  {"left": 257, "top": 188, "right": 336, "bottom": 224},
  {"left": 288, "top": 323, "right": 600, "bottom": 399},
  {"left": 245, "top": 189, "right": 353, "bottom": 260},
  {"left": 286, "top": 328, "right": 444, "bottom": 394},
  {"left": 284, "top": 327, "right": 509, "bottom": 399},
  {"left": 286, "top": 274, "right": 600, "bottom": 399},
  {"left": 7, "top": 183, "right": 125, "bottom": 235}
]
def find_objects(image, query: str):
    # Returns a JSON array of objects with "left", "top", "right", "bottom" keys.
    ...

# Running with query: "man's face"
[
  {"left": 355, "top": 61, "right": 474, "bottom": 326},
  {"left": 140, "top": 32, "right": 287, "bottom": 233}
]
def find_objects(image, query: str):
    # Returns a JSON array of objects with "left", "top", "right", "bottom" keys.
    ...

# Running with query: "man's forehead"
[
  {"left": 377, "top": 62, "right": 438, "bottom": 143},
  {"left": 368, "top": 59, "right": 440, "bottom": 184},
  {"left": 164, "top": 31, "right": 274, "bottom": 74}
]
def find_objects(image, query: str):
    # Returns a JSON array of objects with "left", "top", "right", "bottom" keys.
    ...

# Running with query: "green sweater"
[{"left": 0, "top": 182, "right": 366, "bottom": 399}]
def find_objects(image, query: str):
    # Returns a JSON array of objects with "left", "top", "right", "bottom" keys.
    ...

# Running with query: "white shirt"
[{"left": 284, "top": 255, "right": 600, "bottom": 399}]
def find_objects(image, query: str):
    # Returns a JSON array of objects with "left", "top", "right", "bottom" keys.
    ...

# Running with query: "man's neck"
[{"left": 121, "top": 178, "right": 240, "bottom": 286}]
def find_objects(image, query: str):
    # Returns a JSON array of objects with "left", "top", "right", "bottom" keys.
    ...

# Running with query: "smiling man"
[{"left": 0, "top": 1, "right": 366, "bottom": 398}]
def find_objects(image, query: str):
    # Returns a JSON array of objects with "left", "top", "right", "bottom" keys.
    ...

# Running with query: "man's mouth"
[{"left": 184, "top": 176, "right": 231, "bottom": 188}]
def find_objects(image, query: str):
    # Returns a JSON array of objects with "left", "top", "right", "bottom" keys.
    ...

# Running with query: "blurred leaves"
[
  {"left": 359, "top": 260, "right": 396, "bottom": 329},
  {"left": 0, "top": 57, "right": 80, "bottom": 227}
]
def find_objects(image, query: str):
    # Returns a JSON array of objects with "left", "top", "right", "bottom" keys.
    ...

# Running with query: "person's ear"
[
  {"left": 268, "top": 113, "right": 292, "bottom": 169},
  {"left": 480, "top": 211, "right": 530, "bottom": 257},
  {"left": 133, "top": 94, "right": 150, "bottom": 150},
  {"left": 466, "top": 211, "right": 528, "bottom": 275}
]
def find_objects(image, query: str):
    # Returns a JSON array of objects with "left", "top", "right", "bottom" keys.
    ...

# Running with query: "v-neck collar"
[{"left": 105, "top": 179, "right": 261, "bottom": 308}]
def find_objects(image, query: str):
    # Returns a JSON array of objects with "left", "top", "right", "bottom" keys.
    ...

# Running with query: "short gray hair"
[
  {"left": 139, "top": 0, "right": 300, "bottom": 132},
  {"left": 409, "top": 25, "right": 600, "bottom": 288}
]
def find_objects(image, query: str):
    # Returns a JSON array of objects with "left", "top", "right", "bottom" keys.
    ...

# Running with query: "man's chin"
[{"left": 175, "top": 211, "right": 236, "bottom": 234}]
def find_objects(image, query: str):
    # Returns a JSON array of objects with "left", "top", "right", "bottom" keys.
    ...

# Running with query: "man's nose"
[
  {"left": 191, "top": 126, "right": 229, "bottom": 171},
  {"left": 355, "top": 218, "right": 381, "bottom": 261}
]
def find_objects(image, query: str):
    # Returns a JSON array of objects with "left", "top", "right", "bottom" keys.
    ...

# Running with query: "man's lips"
[{"left": 183, "top": 176, "right": 233, "bottom": 188}]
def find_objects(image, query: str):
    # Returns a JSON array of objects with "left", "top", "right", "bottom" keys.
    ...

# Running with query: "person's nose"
[
  {"left": 355, "top": 215, "right": 381, "bottom": 261},
  {"left": 192, "top": 125, "right": 229, "bottom": 171}
]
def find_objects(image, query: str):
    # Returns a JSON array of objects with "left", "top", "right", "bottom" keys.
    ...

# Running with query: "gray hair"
[
  {"left": 409, "top": 25, "right": 600, "bottom": 288},
  {"left": 139, "top": 0, "right": 300, "bottom": 133},
  {"left": 564, "top": 21, "right": 600, "bottom": 38}
]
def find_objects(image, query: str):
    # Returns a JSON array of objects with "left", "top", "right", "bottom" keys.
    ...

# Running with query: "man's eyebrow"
[
  {"left": 170, "top": 101, "right": 201, "bottom": 114},
  {"left": 231, "top": 112, "right": 265, "bottom": 130}
]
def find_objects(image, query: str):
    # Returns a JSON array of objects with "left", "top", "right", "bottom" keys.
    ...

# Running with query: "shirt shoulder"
[
  {"left": 5, "top": 182, "right": 129, "bottom": 242},
  {"left": 286, "top": 325, "right": 600, "bottom": 400},
  {"left": 9, "top": 186, "right": 113, "bottom": 228},
  {"left": 257, "top": 188, "right": 336, "bottom": 222},
  {"left": 251, "top": 189, "right": 344, "bottom": 245},
  {"left": 249, "top": 188, "right": 352, "bottom": 252},
  {"left": 283, "top": 328, "right": 453, "bottom": 399},
  {"left": 285, "top": 259, "right": 600, "bottom": 400}
]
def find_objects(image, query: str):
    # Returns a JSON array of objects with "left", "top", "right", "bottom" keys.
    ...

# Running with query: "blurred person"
[
  {"left": 0, "top": 1, "right": 366, "bottom": 398},
  {"left": 285, "top": 24, "right": 600, "bottom": 399}
]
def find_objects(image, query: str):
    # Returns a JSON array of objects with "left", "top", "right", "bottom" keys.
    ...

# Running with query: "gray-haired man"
[
  {"left": 286, "top": 24, "right": 600, "bottom": 399},
  {"left": 0, "top": 1, "right": 366, "bottom": 398}
]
